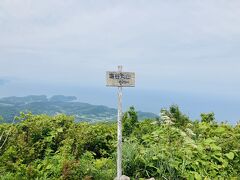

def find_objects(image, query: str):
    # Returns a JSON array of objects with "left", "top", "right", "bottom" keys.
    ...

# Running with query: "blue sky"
[{"left": 0, "top": 0, "right": 240, "bottom": 123}]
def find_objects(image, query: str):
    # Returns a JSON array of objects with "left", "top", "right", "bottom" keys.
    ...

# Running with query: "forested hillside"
[
  {"left": 0, "top": 95, "right": 157, "bottom": 123},
  {"left": 0, "top": 106, "right": 239, "bottom": 179}
]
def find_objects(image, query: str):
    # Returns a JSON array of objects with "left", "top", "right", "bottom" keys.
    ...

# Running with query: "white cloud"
[
  {"left": 0, "top": 0, "right": 240, "bottom": 96},
  {"left": 1, "top": 0, "right": 240, "bottom": 47}
]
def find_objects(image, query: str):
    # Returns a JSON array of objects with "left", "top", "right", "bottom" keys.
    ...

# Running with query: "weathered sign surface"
[{"left": 106, "top": 71, "right": 135, "bottom": 87}]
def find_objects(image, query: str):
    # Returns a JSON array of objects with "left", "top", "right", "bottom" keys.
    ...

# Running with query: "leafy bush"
[{"left": 0, "top": 107, "right": 239, "bottom": 179}]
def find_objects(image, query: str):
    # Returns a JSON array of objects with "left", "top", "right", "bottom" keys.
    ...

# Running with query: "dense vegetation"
[
  {"left": 0, "top": 106, "right": 239, "bottom": 179},
  {"left": 0, "top": 95, "right": 157, "bottom": 123}
]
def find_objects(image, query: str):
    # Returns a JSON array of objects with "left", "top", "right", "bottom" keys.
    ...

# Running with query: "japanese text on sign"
[{"left": 106, "top": 71, "right": 135, "bottom": 87}]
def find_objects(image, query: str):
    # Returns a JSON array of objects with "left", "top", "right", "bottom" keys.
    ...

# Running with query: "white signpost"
[{"left": 106, "top": 66, "right": 135, "bottom": 180}]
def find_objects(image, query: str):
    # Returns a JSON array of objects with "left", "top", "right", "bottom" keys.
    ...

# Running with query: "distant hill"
[{"left": 0, "top": 95, "right": 158, "bottom": 123}]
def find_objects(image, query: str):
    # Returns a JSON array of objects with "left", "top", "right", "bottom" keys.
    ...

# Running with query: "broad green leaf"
[
  {"left": 204, "top": 138, "right": 215, "bottom": 145},
  {"left": 225, "top": 152, "right": 235, "bottom": 160},
  {"left": 194, "top": 172, "right": 202, "bottom": 180},
  {"left": 46, "top": 164, "right": 52, "bottom": 170},
  {"left": 56, "top": 127, "right": 63, "bottom": 133},
  {"left": 214, "top": 127, "right": 225, "bottom": 133}
]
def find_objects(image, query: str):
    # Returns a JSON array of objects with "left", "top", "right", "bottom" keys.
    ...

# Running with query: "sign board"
[
  {"left": 106, "top": 71, "right": 135, "bottom": 87},
  {"left": 106, "top": 66, "right": 135, "bottom": 179}
]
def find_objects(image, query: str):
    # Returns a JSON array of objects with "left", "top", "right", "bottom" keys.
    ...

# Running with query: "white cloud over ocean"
[{"left": 0, "top": 0, "right": 240, "bottom": 122}]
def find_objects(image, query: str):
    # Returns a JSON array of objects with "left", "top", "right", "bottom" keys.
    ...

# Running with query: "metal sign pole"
[{"left": 117, "top": 65, "right": 123, "bottom": 180}]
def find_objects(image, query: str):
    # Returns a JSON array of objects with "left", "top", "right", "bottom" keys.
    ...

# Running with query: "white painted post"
[
  {"left": 117, "top": 65, "right": 123, "bottom": 180},
  {"left": 106, "top": 66, "right": 135, "bottom": 180}
]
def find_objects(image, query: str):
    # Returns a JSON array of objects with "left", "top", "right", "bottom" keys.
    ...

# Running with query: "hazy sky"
[{"left": 0, "top": 0, "right": 240, "bottom": 123}]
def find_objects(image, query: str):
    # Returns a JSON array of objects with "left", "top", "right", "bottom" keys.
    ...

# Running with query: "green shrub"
[{"left": 0, "top": 109, "right": 239, "bottom": 179}]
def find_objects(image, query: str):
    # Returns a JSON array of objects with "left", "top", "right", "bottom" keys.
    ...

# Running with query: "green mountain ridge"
[{"left": 0, "top": 95, "right": 158, "bottom": 123}]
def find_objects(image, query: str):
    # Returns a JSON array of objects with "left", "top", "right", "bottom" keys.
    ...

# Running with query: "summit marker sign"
[
  {"left": 106, "top": 71, "right": 135, "bottom": 87},
  {"left": 106, "top": 66, "right": 135, "bottom": 180}
]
